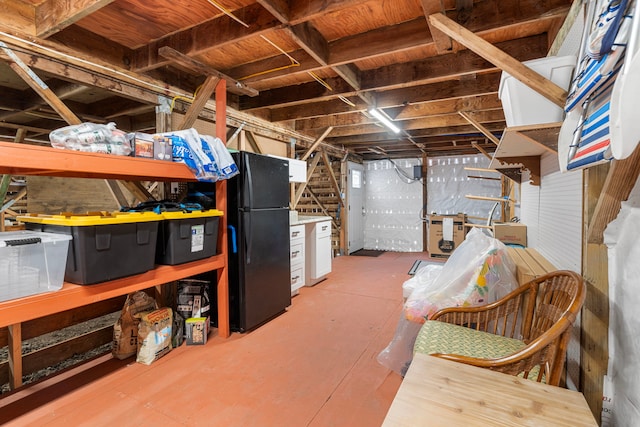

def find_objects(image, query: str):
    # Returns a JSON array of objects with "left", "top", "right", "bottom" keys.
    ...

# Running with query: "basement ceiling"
[{"left": 0, "top": 0, "right": 573, "bottom": 160}]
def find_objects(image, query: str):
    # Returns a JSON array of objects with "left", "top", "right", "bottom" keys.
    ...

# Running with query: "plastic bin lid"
[
  {"left": 18, "top": 211, "right": 163, "bottom": 226},
  {"left": 161, "top": 209, "right": 223, "bottom": 219},
  {"left": 0, "top": 230, "right": 72, "bottom": 246}
]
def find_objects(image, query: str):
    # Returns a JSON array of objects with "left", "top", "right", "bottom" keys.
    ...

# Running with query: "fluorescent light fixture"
[{"left": 369, "top": 108, "right": 401, "bottom": 134}]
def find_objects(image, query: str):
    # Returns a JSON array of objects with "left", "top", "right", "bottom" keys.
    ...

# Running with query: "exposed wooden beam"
[
  {"left": 232, "top": 4, "right": 567, "bottom": 86},
  {"left": 158, "top": 47, "right": 258, "bottom": 97},
  {"left": 256, "top": 0, "right": 290, "bottom": 23},
  {"left": 421, "top": 0, "right": 452, "bottom": 54},
  {"left": 241, "top": 33, "right": 547, "bottom": 111},
  {"left": 326, "top": 110, "right": 504, "bottom": 137},
  {"left": 35, "top": 0, "right": 114, "bottom": 38},
  {"left": 177, "top": 75, "right": 220, "bottom": 130},
  {"left": 286, "top": 23, "right": 371, "bottom": 105},
  {"left": 0, "top": 29, "right": 319, "bottom": 147},
  {"left": 131, "top": 4, "right": 284, "bottom": 72},
  {"left": 289, "top": 0, "right": 366, "bottom": 24},
  {"left": 320, "top": 150, "right": 344, "bottom": 207},
  {"left": 471, "top": 141, "right": 493, "bottom": 161},
  {"left": 459, "top": 111, "right": 500, "bottom": 145},
  {"left": 395, "top": 93, "right": 502, "bottom": 120},
  {"left": 105, "top": 180, "right": 129, "bottom": 208},
  {"left": 0, "top": 42, "right": 81, "bottom": 125},
  {"left": 301, "top": 127, "right": 334, "bottom": 161},
  {"left": 428, "top": 13, "right": 567, "bottom": 107}
]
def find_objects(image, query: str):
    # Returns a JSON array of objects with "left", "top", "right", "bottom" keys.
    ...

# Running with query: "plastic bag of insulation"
[
  {"left": 162, "top": 128, "right": 219, "bottom": 182},
  {"left": 404, "top": 227, "right": 518, "bottom": 323},
  {"left": 201, "top": 135, "right": 239, "bottom": 179},
  {"left": 49, "top": 122, "right": 132, "bottom": 156}
]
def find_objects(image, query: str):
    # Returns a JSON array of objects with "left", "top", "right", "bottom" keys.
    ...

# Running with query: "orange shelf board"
[
  {"left": 0, "top": 142, "right": 197, "bottom": 181},
  {"left": 0, "top": 255, "right": 225, "bottom": 328}
]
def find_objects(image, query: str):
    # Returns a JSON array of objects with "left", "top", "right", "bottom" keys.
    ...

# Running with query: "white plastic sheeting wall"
[
  {"left": 364, "top": 158, "right": 423, "bottom": 252},
  {"left": 603, "top": 178, "right": 640, "bottom": 426},
  {"left": 426, "top": 154, "right": 503, "bottom": 224},
  {"left": 363, "top": 155, "right": 502, "bottom": 252}
]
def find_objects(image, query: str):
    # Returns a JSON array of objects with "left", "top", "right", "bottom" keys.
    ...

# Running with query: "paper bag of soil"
[
  {"left": 136, "top": 307, "right": 173, "bottom": 365},
  {"left": 112, "top": 291, "right": 158, "bottom": 360}
]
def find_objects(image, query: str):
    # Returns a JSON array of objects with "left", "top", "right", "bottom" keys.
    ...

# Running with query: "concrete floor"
[{"left": 0, "top": 251, "right": 434, "bottom": 426}]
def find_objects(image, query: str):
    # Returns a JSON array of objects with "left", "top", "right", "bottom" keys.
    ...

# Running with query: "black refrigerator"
[{"left": 227, "top": 151, "right": 291, "bottom": 332}]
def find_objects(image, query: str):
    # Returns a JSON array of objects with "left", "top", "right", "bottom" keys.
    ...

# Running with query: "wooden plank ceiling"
[{"left": 0, "top": 0, "right": 572, "bottom": 160}]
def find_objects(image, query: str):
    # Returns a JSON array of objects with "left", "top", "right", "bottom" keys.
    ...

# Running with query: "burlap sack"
[{"left": 112, "top": 291, "right": 158, "bottom": 360}]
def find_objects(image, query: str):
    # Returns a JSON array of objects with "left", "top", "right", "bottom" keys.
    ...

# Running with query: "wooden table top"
[{"left": 382, "top": 353, "right": 598, "bottom": 427}]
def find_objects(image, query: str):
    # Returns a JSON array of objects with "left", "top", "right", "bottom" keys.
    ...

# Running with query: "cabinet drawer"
[
  {"left": 291, "top": 265, "right": 305, "bottom": 290},
  {"left": 290, "top": 241, "right": 304, "bottom": 262},
  {"left": 315, "top": 221, "right": 331, "bottom": 238},
  {"left": 290, "top": 224, "right": 305, "bottom": 241}
]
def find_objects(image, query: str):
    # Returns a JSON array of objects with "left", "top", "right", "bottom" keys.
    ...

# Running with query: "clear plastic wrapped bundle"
[{"left": 49, "top": 122, "right": 132, "bottom": 156}]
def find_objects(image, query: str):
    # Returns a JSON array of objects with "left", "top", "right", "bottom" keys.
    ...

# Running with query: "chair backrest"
[
  {"left": 520, "top": 270, "right": 586, "bottom": 385},
  {"left": 523, "top": 270, "right": 586, "bottom": 343}
]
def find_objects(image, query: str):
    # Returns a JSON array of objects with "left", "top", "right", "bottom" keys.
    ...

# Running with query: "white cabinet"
[
  {"left": 305, "top": 220, "right": 332, "bottom": 286},
  {"left": 267, "top": 154, "right": 307, "bottom": 182},
  {"left": 287, "top": 158, "right": 307, "bottom": 183},
  {"left": 290, "top": 224, "right": 305, "bottom": 295}
]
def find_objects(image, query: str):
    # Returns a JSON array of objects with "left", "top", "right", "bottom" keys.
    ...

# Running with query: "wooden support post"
[
  {"left": 14, "top": 128, "right": 26, "bottom": 143},
  {"left": 105, "top": 180, "right": 130, "bottom": 207},
  {"left": 215, "top": 79, "right": 230, "bottom": 339},
  {"left": 8, "top": 323, "right": 22, "bottom": 389}
]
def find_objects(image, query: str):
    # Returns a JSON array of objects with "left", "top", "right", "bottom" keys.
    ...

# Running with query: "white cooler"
[{"left": 499, "top": 55, "right": 576, "bottom": 127}]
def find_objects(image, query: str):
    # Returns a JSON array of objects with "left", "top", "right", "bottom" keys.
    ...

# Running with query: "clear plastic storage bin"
[{"left": 0, "top": 230, "right": 72, "bottom": 302}]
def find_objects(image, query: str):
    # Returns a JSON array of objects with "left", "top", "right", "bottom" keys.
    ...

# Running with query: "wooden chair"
[{"left": 413, "top": 270, "right": 585, "bottom": 386}]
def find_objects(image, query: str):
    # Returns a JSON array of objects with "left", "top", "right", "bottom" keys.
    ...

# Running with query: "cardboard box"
[
  {"left": 428, "top": 213, "right": 466, "bottom": 258},
  {"left": 131, "top": 132, "right": 172, "bottom": 161},
  {"left": 493, "top": 223, "right": 527, "bottom": 246},
  {"left": 185, "top": 317, "right": 209, "bottom": 345}
]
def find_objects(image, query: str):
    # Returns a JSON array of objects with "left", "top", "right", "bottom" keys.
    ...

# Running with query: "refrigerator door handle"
[
  {"left": 244, "top": 211, "right": 252, "bottom": 264},
  {"left": 228, "top": 225, "right": 238, "bottom": 254},
  {"left": 246, "top": 157, "right": 254, "bottom": 210}
]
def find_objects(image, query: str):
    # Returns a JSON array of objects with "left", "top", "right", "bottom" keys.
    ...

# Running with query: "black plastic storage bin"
[
  {"left": 156, "top": 210, "right": 223, "bottom": 265},
  {"left": 19, "top": 212, "right": 162, "bottom": 285}
]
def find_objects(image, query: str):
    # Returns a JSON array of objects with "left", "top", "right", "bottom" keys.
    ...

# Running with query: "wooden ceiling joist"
[
  {"left": 35, "top": 0, "right": 115, "bottom": 38},
  {"left": 158, "top": 47, "right": 258, "bottom": 97}
]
